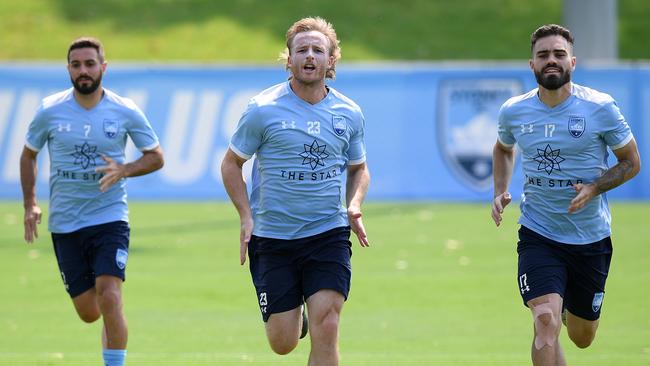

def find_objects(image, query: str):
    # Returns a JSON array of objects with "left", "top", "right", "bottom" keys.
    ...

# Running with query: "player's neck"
[
  {"left": 537, "top": 82, "right": 572, "bottom": 108},
  {"left": 290, "top": 79, "right": 328, "bottom": 105},
  {"left": 74, "top": 88, "right": 104, "bottom": 110}
]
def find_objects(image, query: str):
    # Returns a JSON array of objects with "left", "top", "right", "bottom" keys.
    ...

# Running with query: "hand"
[
  {"left": 24, "top": 205, "right": 42, "bottom": 244},
  {"left": 491, "top": 192, "right": 512, "bottom": 227},
  {"left": 96, "top": 155, "right": 126, "bottom": 192},
  {"left": 568, "top": 183, "right": 597, "bottom": 213},
  {"left": 348, "top": 205, "right": 369, "bottom": 247},
  {"left": 239, "top": 216, "right": 254, "bottom": 265}
]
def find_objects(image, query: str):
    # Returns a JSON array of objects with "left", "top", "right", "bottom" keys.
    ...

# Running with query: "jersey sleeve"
[
  {"left": 127, "top": 105, "right": 159, "bottom": 151},
  {"left": 229, "top": 99, "right": 264, "bottom": 160},
  {"left": 25, "top": 104, "right": 48, "bottom": 152},
  {"left": 347, "top": 109, "right": 366, "bottom": 165},
  {"left": 599, "top": 101, "right": 633, "bottom": 150},
  {"left": 496, "top": 103, "right": 516, "bottom": 147}
]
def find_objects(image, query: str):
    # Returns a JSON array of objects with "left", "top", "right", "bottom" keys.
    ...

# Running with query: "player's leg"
[
  {"left": 302, "top": 227, "right": 353, "bottom": 366},
  {"left": 265, "top": 307, "right": 303, "bottom": 354},
  {"left": 248, "top": 234, "right": 303, "bottom": 354},
  {"left": 565, "top": 311, "right": 599, "bottom": 348},
  {"left": 52, "top": 231, "right": 99, "bottom": 322},
  {"left": 563, "top": 236, "right": 612, "bottom": 348},
  {"left": 71, "top": 288, "right": 101, "bottom": 322},
  {"left": 516, "top": 226, "right": 568, "bottom": 366},
  {"left": 306, "top": 289, "right": 345, "bottom": 366},
  {"left": 96, "top": 275, "right": 127, "bottom": 349},
  {"left": 528, "top": 293, "right": 566, "bottom": 366},
  {"left": 90, "top": 221, "right": 130, "bottom": 366}
]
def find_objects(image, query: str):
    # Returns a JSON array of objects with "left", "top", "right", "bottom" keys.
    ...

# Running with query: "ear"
[
  {"left": 570, "top": 56, "right": 576, "bottom": 71},
  {"left": 287, "top": 54, "right": 293, "bottom": 69},
  {"left": 101, "top": 61, "right": 108, "bottom": 73},
  {"left": 529, "top": 59, "right": 534, "bottom": 70},
  {"left": 328, "top": 55, "right": 335, "bottom": 68}
]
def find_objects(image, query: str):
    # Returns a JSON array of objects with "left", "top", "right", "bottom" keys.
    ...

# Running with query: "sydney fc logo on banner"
[
  {"left": 568, "top": 116, "right": 586, "bottom": 138},
  {"left": 103, "top": 119, "right": 119, "bottom": 139},
  {"left": 332, "top": 115, "right": 347, "bottom": 136},
  {"left": 437, "top": 79, "right": 523, "bottom": 191}
]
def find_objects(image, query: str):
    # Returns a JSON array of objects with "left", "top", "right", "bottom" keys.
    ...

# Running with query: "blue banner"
[{"left": 0, "top": 63, "right": 648, "bottom": 200}]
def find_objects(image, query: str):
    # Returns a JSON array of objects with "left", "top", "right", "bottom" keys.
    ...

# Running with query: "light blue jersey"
[
  {"left": 230, "top": 82, "right": 366, "bottom": 239},
  {"left": 498, "top": 83, "right": 633, "bottom": 244},
  {"left": 26, "top": 88, "right": 159, "bottom": 233}
]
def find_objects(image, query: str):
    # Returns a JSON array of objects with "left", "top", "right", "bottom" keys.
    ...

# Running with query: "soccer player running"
[
  {"left": 492, "top": 24, "right": 641, "bottom": 366},
  {"left": 20, "top": 37, "right": 164, "bottom": 366},
  {"left": 221, "top": 17, "right": 370, "bottom": 366}
]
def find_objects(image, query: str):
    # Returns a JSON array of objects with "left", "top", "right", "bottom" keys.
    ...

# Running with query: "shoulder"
[
  {"left": 40, "top": 88, "right": 74, "bottom": 111},
  {"left": 250, "top": 82, "right": 290, "bottom": 108},
  {"left": 103, "top": 88, "right": 142, "bottom": 112},
  {"left": 328, "top": 87, "right": 362, "bottom": 112},
  {"left": 501, "top": 88, "right": 537, "bottom": 110},
  {"left": 499, "top": 88, "right": 537, "bottom": 118},
  {"left": 572, "top": 83, "right": 615, "bottom": 106}
]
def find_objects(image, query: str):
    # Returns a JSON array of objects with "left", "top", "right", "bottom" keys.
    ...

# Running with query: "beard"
[
  {"left": 71, "top": 73, "right": 102, "bottom": 95},
  {"left": 534, "top": 66, "right": 571, "bottom": 90}
]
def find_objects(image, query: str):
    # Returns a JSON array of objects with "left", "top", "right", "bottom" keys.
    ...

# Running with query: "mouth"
[
  {"left": 303, "top": 64, "right": 316, "bottom": 72},
  {"left": 543, "top": 66, "right": 561, "bottom": 75}
]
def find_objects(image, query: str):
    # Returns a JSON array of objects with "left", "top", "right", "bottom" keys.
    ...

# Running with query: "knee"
[
  {"left": 312, "top": 308, "right": 340, "bottom": 341},
  {"left": 568, "top": 329, "right": 596, "bottom": 349},
  {"left": 268, "top": 337, "right": 298, "bottom": 355},
  {"left": 96, "top": 287, "right": 122, "bottom": 311},
  {"left": 531, "top": 305, "right": 561, "bottom": 348},
  {"left": 77, "top": 308, "right": 101, "bottom": 323}
]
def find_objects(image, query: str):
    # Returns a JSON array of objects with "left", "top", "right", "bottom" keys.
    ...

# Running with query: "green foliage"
[
  {"left": 0, "top": 0, "right": 648, "bottom": 61},
  {"left": 1, "top": 201, "right": 649, "bottom": 365}
]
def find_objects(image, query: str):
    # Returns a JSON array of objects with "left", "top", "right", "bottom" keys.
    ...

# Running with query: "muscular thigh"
[
  {"left": 51, "top": 221, "right": 130, "bottom": 298},
  {"left": 516, "top": 226, "right": 568, "bottom": 306},
  {"left": 564, "top": 237, "right": 612, "bottom": 321}
]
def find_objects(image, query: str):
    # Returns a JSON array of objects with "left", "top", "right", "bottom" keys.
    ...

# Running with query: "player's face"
[
  {"left": 530, "top": 35, "right": 576, "bottom": 90},
  {"left": 287, "top": 31, "right": 334, "bottom": 85},
  {"left": 68, "top": 47, "right": 106, "bottom": 95}
]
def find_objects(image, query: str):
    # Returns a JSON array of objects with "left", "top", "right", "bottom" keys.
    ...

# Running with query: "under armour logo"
[{"left": 58, "top": 123, "right": 71, "bottom": 132}]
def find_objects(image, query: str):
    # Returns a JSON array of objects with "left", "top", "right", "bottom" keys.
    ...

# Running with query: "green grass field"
[
  {"left": 1, "top": 0, "right": 650, "bottom": 61},
  {"left": 1, "top": 201, "right": 648, "bottom": 366}
]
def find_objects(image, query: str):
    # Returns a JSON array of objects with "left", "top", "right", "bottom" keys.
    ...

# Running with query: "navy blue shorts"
[
  {"left": 517, "top": 225, "right": 612, "bottom": 321},
  {"left": 51, "top": 221, "right": 130, "bottom": 298},
  {"left": 248, "top": 226, "right": 352, "bottom": 322}
]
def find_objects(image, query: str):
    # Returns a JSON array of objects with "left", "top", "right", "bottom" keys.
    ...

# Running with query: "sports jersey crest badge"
[
  {"left": 568, "top": 116, "right": 585, "bottom": 138},
  {"left": 103, "top": 119, "right": 119, "bottom": 139},
  {"left": 332, "top": 116, "right": 347, "bottom": 136},
  {"left": 592, "top": 292, "right": 604, "bottom": 312},
  {"left": 115, "top": 249, "right": 128, "bottom": 270},
  {"left": 437, "top": 79, "right": 523, "bottom": 191}
]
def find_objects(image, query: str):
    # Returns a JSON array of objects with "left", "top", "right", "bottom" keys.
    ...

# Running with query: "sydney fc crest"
[
  {"left": 103, "top": 119, "right": 119, "bottom": 139},
  {"left": 115, "top": 249, "right": 128, "bottom": 270},
  {"left": 592, "top": 292, "right": 604, "bottom": 312},
  {"left": 332, "top": 115, "right": 347, "bottom": 136},
  {"left": 568, "top": 116, "right": 586, "bottom": 138},
  {"left": 437, "top": 79, "right": 523, "bottom": 191}
]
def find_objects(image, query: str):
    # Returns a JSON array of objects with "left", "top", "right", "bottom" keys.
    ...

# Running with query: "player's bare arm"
[
  {"left": 20, "top": 146, "right": 42, "bottom": 243},
  {"left": 96, "top": 146, "right": 164, "bottom": 192},
  {"left": 492, "top": 140, "right": 515, "bottom": 226},
  {"left": 346, "top": 162, "right": 370, "bottom": 247},
  {"left": 569, "top": 138, "right": 641, "bottom": 213},
  {"left": 221, "top": 148, "right": 254, "bottom": 264}
]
